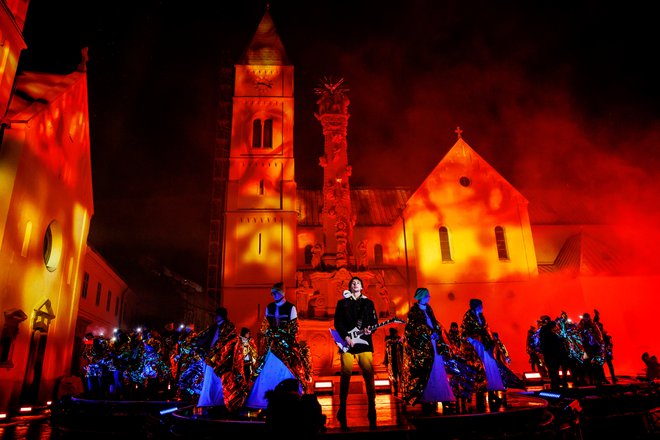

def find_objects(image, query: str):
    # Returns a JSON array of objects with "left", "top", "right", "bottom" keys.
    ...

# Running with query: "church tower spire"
[
  {"left": 315, "top": 77, "right": 352, "bottom": 269},
  {"left": 220, "top": 8, "right": 297, "bottom": 329}
]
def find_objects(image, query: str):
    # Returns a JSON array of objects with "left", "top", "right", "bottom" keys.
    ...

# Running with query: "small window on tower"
[
  {"left": 439, "top": 226, "right": 453, "bottom": 262},
  {"left": 495, "top": 226, "right": 509, "bottom": 260},
  {"left": 259, "top": 180, "right": 265, "bottom": 195}
]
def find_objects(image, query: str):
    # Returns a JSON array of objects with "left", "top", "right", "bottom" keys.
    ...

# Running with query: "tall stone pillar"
[{"left": 315, "top": 78, "right": 353, "bottom": 269}]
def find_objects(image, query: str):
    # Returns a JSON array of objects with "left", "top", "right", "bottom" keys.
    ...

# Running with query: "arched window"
[
  {"left": 439, "top": 226, "right": 452, "bottom": 262},
  {"left": 252, "top": 119, "right": 262, "bottom": 148},
  {"left": 259, "top": 179, "right": 265, "bottom": 195},
  {"left": 304, "top": 245, "right": 313, "bottom": 265},
  {"left": 495, "top": 226, "right": 509, "bottom": 260},
  {"left": 252, "top": 118, "right": 273, "bottom": 148},
  {"left": 374, "top": 244, "right": 384, "bottom": 265}
]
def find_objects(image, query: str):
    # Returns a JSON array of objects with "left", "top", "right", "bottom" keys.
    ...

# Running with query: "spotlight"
[
  {"left": 313, "top": 380, "right": 334, "bottom": 394},
  {"left": 523, "top": 371, "right": 544, "bottom": 387},
  {"left": 375, "top": 379, "right": 391, "bottom": 393}
]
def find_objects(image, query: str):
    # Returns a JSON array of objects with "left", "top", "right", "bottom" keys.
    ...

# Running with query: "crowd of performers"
[
  {"left": 384, "top": 290, "right": 524, "bottom": 415},
  {"left": 81, "top": 280, "right": 632, "bottom": 429},
  {"left": 80, "top": 282, "right": 314, "bottom": 418},
  {"left": 525, "top": 309, "right": 617, "bottom": 389}
]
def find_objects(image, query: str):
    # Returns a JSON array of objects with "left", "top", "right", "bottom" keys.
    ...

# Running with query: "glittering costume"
[
  {"left": 461, "top": 303, "right": 505, "bottom": 393},
  {"left": 174, "top": 329, "right": 205, "bottom": 399},
  {"left": 141, "top": 332, "right": 172, "bottom": 390},
  {"left": 246, "top": 294, "right": 312, "bottom": 409},
  {"left": 445, "top": 323, "right": 477, "bottom": 400},
  {"left": 577, "top": 313, "right": 606, "bottom": 385},
  {"left": 195, "top": 316, "right": 247, "bottom": 413},
  {"left": 82, "top": 335, "right": 109, "bottom": 398},
  {"left": 555, "top": 311, "right": 585, "bottom": 384},
  {"left": 109, "top": 331, "right": 132, "bottom": 398},
  {"left": 401, "top": 302, "right": 455, "bottom": 406},
  {"left": 236, "top": 333, "right": 258, "bottom": 386}
]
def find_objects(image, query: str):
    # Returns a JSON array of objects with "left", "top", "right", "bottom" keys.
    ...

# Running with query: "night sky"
[{"left": 19, "top": 1, "right": 660, "bottom": 290}]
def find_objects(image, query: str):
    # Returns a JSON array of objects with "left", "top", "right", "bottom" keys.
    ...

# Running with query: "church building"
[{"left": 213, "top": 9, "right": 657, "bottom": 378}]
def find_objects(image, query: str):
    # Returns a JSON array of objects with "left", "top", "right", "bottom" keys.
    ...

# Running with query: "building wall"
[
  {"left": 0, "top": 73, "right": 92, "bottom": 411},
  {"left": 77, "top": 246, "right": 127, "bottom": 338},
  {"left": 222, "top": 58, "right": 297, "bottom": 332}
]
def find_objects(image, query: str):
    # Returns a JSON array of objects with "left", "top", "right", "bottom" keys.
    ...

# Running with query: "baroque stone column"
[{"left": 315, "top": 78, "right": 353, "bottom": 269}]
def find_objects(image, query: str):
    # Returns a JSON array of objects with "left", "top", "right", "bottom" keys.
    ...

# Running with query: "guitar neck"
[{"left": 369, "top": 318, "right": 400, "bottom": 331}]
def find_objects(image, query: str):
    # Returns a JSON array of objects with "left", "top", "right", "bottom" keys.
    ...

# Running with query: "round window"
[{"left": 43, "top": 220, "right": 63, "bottom": 272}]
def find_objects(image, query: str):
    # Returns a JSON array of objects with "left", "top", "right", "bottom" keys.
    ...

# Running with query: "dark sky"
[{"left": 20, "top": 1, "right": 660, "bottom": 288}]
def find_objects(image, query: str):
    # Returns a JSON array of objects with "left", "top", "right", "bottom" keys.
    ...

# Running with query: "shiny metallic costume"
[
  {"left": 204, "top": 321, "right": 249, "bottom": 413},
  {"left": 555, "top": 312, "right": 585, "bottom": 365},
  {"left": 401, "top": 303, "right": 477, "bottom": 403},
  {"left": 254, "top": 316, "right": 313, "bottom": 391},
  {"left": 402, "top": 303, "right": 448, "bottom": 404},
  {"left": 460, "top": 308, "right": 493, "bottom": 392}
]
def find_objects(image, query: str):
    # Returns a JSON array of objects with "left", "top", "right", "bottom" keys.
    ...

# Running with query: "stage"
[{"left": 38, "top": 377, "right": 660, "bottom": 439}]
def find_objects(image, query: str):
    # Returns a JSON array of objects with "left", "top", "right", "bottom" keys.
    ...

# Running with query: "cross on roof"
[{"left": 455, "top": 126, "right": 463, "bottom": 139}]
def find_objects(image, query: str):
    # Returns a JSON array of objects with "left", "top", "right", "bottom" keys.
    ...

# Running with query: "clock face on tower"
[{"left": 254, "top": 75, "right": 273, "bottom": 94}]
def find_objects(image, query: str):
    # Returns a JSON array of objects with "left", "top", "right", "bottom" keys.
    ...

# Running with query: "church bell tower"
[{"left": 220, "top": 8, "right": 297, "bottom": 329}]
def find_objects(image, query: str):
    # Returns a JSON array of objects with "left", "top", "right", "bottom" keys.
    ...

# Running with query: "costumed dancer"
[
  {"left": 401, "top": 288, "right": 456, "bottom": 415},
  {"left": 460, "top": 298, "right": 514, "bottom": 409},
  {"left": 237, "top": 327, "right": 258, "bottom": 387},
  {"left": 194, "top": 307, "right": 248, "bottom": 415},
  {"left": 555, "top": 311, "right": 585, "bottom": 385},
  {"left": 245, "top": 282, "right": 313, "bottom": 410},
  {"left": 174, "top": 325, "right": 205, "bottom": 400},
  {"left": 577, "top": 312, "right": 606, "bottom": 385}
]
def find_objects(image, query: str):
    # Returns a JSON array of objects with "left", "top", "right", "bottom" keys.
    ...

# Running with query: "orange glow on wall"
[{"left": 0, "top": 67, "right": 92, "bottom": 411}]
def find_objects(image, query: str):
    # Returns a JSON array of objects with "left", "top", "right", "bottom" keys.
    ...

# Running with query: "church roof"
[
  {"left": 6, "top": 71, "right": 84, "bottom": 120},
  {"left": 238, "top": 9, "right": 289, "bottom": 66},
  {"left": 297, "top": 187, "right": 412, "bottom": 227},
  {"left": 538, "top": 232, "right": 623, "bottom": 276}
]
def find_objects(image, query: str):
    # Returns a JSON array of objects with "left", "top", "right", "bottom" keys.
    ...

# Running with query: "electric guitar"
[{"left": 330, "top": 317, "right": 405, "bottom": 353}]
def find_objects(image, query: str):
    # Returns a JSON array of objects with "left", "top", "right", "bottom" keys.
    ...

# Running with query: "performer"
[
  {"left": 401, "top": 288, "right": 456, "bottom": 415},
  {"left": 577, "top": 312, "right": 606, "bottom": 385},
  {"left": 555, "top": 311, "right": 585, "bottom": 385},
  {"left": 538, "top": 315, "right": 569, "bottom": 389},
  {"left": 594, "top": 309, "right": 617, "bottom": 384},
  {"left": 194, "top": 307, "right": 247, "bottom": 414},
  {"left": 245, "top": 282, "right": 313, "bottom": 410},
  {"left": 237, "top": 327, "right": 258, "bottom": 386},
  {"left": 333, "top": 276, "right": 379, "bottom": 431},
  {"left": 173, "top": 325, "right": 205, "bottom": 400},
  {"left": 383, "top": 328, "right": 404, "bottom": 395},
  {"left": 461, "top": 298, "right": 508, "bottom": 409}
]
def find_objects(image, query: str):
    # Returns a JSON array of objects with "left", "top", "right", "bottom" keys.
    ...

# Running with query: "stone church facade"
[{"left": 217, "top": 9, "right": 656, "bottom": 378}]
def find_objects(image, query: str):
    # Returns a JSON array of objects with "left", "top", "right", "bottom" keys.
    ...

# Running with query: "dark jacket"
[{"left": 333, "top": 294, "right": 378, "bottom": 354}]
